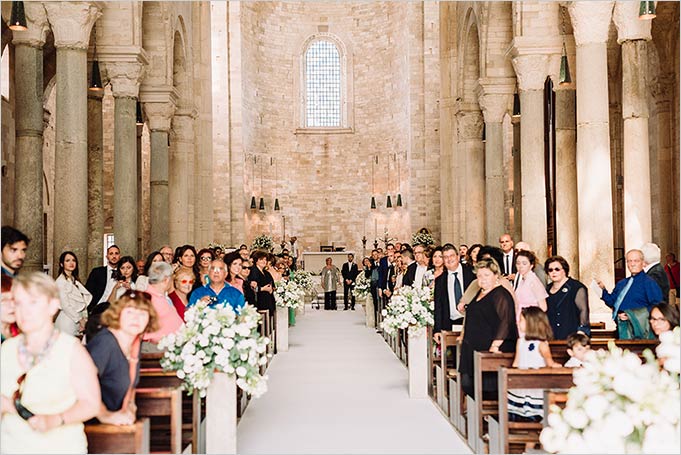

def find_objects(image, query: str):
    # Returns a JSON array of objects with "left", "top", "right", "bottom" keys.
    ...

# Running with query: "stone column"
[
  {"left": 455, "top": 110, "right": 485, "bottom": 244},
  {"left": 554, "top": 85, "right": 579, "bottom": 275},
  {"left": 512, "top": 54, "right": 549, "bottom": 258},
  {"left": 87, "top": 88, "right": 104, "bottom": 272},
  {"left": 142, "top": 96, "right": 176, "bottom": 248},
  {"left": 478, "top": 81, "right": 514, "bottom": 245},
  {"left": 12, "top": 4, "right": 48, "bottom": 273},
  {"left": 105, "top": 62, "right": 145, "bottom": 259},
  {"left": 44, "top": 2, "right": 102, "bottom": 270},
  {"left": 613, "top": 1, "right": 653, "bottom": 253},
  {"left": 169, "top": 108, "right": 197, "bottom": 247},
  {"left": 568, "top": 1, "right": 615, "bottom": 317}
]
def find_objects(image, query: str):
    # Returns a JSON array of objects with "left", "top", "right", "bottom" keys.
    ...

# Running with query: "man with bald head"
[
  {"left": 499, "top": 234, "right": 516, "bottom": 279},
  {"left": 597, "top": 249, "right": 663, "bottom": 339}
]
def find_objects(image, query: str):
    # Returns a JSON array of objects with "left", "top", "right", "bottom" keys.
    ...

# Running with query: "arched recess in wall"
[{"left": 295, "top": 33, "right": 354, "bottom": 132}]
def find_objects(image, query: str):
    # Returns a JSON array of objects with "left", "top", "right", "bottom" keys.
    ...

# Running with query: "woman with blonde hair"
[
  {"left": 168, "top": 269, "right": 194, "bottom": 321},
  {"left": 1, "top": 273, "right": 100, "bottom": 453}
]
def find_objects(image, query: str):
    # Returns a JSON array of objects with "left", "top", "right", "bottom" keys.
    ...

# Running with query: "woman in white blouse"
[{"left": 55, "top": 251, "right": 92, "bottom": 336}]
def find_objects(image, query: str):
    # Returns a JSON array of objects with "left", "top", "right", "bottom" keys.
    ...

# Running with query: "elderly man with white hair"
[
  {"left": 641, "top": 242, "right": 670, "bottom": 304},
  {"left": 143, "top": 261, "right": 183, "bottom": 344}
]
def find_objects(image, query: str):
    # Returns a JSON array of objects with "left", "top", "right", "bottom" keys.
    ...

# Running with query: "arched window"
[{"left": 304, "top": 40, "right": 341, "bottom": 127}]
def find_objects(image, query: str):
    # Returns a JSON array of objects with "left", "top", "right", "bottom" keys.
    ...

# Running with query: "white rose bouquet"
[
  {"left": 251, "top": 234, "right": 274, "bottom": 252},
  {"left": 352, "top": 272, "right": 371, "bottom": 300},
  {"left": 411, "top": 230, "right": 435, "bottom": 246},
  {"left": 158, "top": 303, "right": 270, "bottom": 398},
  {"left": 290, "top": 270, "right": 316, "bottom": 297},
  {"left": 540, "top": 329, "right": 681, "bottom": 454},
  {"left": 274, "top": 279, "right": 305, "bottom": 309},
  {"left": 380, "top": 285, "right": 434, "bottom": 335}
]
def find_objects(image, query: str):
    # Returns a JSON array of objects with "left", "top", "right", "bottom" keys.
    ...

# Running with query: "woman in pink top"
[
  {"left": 224, "top": 252, "right": 244, "bottom": 293},
  {"left": 513, "top": 250, "right": 548, "bottom": 324}
]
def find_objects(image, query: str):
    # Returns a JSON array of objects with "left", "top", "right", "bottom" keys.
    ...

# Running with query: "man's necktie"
[
  {"left": 612, "top": 276, "right": 634, "bottom": 320},
  {"left": 453, "top": 271, "right": 462, "bottom": 305},
  {"left": 505, "top": 255, "right": 510, "bottom": 275}
]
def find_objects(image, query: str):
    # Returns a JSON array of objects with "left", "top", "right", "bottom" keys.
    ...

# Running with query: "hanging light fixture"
[
  {"left": 258, "top": 197, "right": 265, "bottom": 211},
  {"left": 250, "top": 196, "right": 257, "bottom": 210},
  {"left": 512, "top": 92, "right": 521, "bottom": 117},
  {"left": 249, "top": 155, "right": 257, "bottom": 210},
  {"left": 273, "top": 157, "right": 280, "bottom": 210},
  {"left": 89, "top": 24, "right": 104, "bottom": 92},
  {"left": 136, "top": 100, "right": 144, "bottom": 125},
  {"left": 370, "top": 155, "right": 377, "bottom": 210},
  {"left": 559, "top": 43, "right": 572, "bottom": 85},
  {"left": 274, "top": 198, "right": 280, "bottom": 211},
  {"left": 481, "top": 124, "right": 486, "bottom": 143},
  {"left": 258, "top": 156, "right": 265, "bottom": 211},
  {"left": 386, "top": 152, "right": 393, "bottom": 209},
  {"left": 386, "top": 195, "right": 392, "bottom": 208},
  {"left": 639, "top": 0, "right": 656, "bottom": 19},
  {"left": 396, "top": 194, "right": 403, "bottom": 207},
  {"left": 396, "top": 152, "right": 403, "bottom": 207},
  {"left": 9, "top": 1, "right": 27, "bottom": 31},
  {"left": 371, "top": 196, "right": 377, "bottom": 210}
]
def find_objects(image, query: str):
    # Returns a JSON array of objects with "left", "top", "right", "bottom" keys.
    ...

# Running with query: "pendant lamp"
[
  {"left": 274, "top": 198, "right": 280, "bottom": 211},
  {"left": 512, "top": 92, "right": 521, "bottom": 117},
  {"left": 9, "top": 1, "right": 27, "bottom": 31},
  {"left": 559, "top": 43, "right": 572, "bottom": 85},
  {"left": 639, "top": 0, "right": 656, "bottom": 19},
  {"left": 370, "top": 196, "right": 377, "bottom": 210},
  {"left": 396, "top": 194, "right": 403, "bottom": 207},
  {"left": 386, "top": 195, "right": 392, "bottom": 208},
  {"left": 250, "top": 196, "right": 257, "bottom": 210},
  {"left": 136, "top": 101, "right": 144, "bottom": 125},
  {"left": 258, "top": 197, "right": 265, "bottom": 211}
]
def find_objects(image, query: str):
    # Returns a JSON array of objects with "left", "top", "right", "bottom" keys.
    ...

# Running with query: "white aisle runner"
[{"left": 237, "top": 305, "right": 471, "bottom": 454}]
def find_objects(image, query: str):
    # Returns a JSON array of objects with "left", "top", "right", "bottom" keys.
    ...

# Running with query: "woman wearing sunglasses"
[
  {"left": 1, "top": 272, "right": 100, "bottom": 453},
  {"left": 168, "top": 269, "right": 195, "bottom": 321},
  {"left": 87, "top": 290, "right": 158, "bottom": 426},
  {"left": 544, "top": 256, "right": 591, "bottom": 340}
]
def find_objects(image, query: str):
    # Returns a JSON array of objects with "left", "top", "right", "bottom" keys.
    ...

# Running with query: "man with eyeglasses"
[
  {"left": 188, "top": 259, "right": 245, "bottom": 312},
  {"left": 159, "top": 245, "right": 174, "bottom": 264}
]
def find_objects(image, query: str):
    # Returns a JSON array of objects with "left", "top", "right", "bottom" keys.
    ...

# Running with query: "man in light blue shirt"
[{"left": 188, "top": 259, "right": 245, "bottom": 312}]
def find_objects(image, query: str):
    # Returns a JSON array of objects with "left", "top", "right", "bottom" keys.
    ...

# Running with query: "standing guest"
[
  {"left": 413, "top": 244, "right": 429, "bottom": 289},
  {"left": 1, "top": 273, "right": 100, "bottom": 453},
  {"left": 598, "top": 249, "right": 663, "bottom": 340},
  {"left": 142, "top": 262, "right": 183, "bottom": 345},
  {"left": 392, "top": 255, "right": 405, "bottom": 291},
  {"left": 362, "top": 257, "right": 373, "bottom": 280},
  {"left": 341, "top": 254, "right": 359, "bottom": 310},
  {"left": 320, "top": 257, "right": 341, "bottom": 311},
  {"left": 224, "top": 252, "right": 244, "bottom": 293},
  {"left": 159, "top": 245, "right": 174, "bottom": 264},
  {"left": 648, "top": 303, "right": 680, "bottom": 338},
  {"left": 135, "top": 259, "right": 145, "bottom": 276},
  {"left": 516, "top": 241, "right": 547, "bottom": 286},
  {"left": 513, "top": 250, "right": 548, "bottom": 325},
  {"left": 1, "top": 275, "right": 19, "bottom": 341},
  {"left": 289, "top": 236, "right": 299, "bottom": 271},
  {"left": 401, "top": 248, "right": 418, "bottom": 287},
  {"left": 1, "top": 226, "right": 29, "bottom": 278},
  {"left": 466, "top": 243, "right": 483, "bottom": 267},
  {"left": 499, "top": 234, "right": 517, "bottom": 279},
  {"left": 239, "top": 245, "right": 250, "bottom": 261},
  {"left": 213, "top": 247, "right": 225, "bottom": 260},
  {"left": 107, "top": 256, "right": 138, "bottom": 304},
  {"left": 664, "top": 253, "right": 680, "bottom": 297},
  {"left": 85, "top": 244, "right": 120, "bottom": 315},
  {"left": 378, "top": 244, "right": 396, "bottom": 304},
  {"left": 55, "top": 252, "right": 91, "bottom": 337},
  {"left": 394, "top": 242, "right": 403, "bottom": 254},
  {"left": 269, "top": 256, "right": 286, "bottom": 284},
  {"left": 544, "top": 256, "right": 590, "bottom": 339},
  {"left": 433, "top": 243, "right": 475, "bottom": 344},
  {"left": 459, "top": 244, "right": 469, "bottom": 265},
  {"left": 176, "top": 245, "right": 201, "bottom": 292},
  {"left": 188, "top": 259, "right": 245, "bottom": 312},
  {"left": 430, "top": 246, "right": 445, "bottom": 281},
  {"left": 168, "top": 270, "right": 194, "bottom": 321},
  {"left": 87, "top": 290, "right": 158, "bottom": 425},
  {"left": 456, "top": 258, "right": 518, "bottom": 398},
  {"left": 248, "top": 251, "right": 275, "bottom": 313},
  {"left": 134, "top": 251, "right": 165, "bottom": 291},
  {"left": 641, "top": 243, "right": 670, "bottom": 304},
  {"left": 239, "top": 259, "right": 256, "bottom": 305},
  {"left": 197, "top": 248, "right": 215, "bottom": 286}
]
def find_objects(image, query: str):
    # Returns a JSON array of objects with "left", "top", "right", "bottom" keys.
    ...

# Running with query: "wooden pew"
[
  {"left": 427, "top": 326, "right": 438, "bottom": 400},
  {"left": 136, "top": 386, "right": 183, "bottom": 453},
  {"left": 448, "top": 335, "right": 467, "bottom": 436},
  {"left": 85, "top": 418, "right": 150, "bottom": 454},
  {"left": 436, "top": 330, "right": 459, "bottom": 414},
  {"left": 548, "top": 338, "right": 659, "bottom": 365}
]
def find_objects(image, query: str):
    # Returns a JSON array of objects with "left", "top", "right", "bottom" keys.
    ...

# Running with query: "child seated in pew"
[
  {"left": 564, "top": 332, "right": 591, "bottom": 368},
  {"left": 508, "top": 307, "right": 561, "bottom": 424}
]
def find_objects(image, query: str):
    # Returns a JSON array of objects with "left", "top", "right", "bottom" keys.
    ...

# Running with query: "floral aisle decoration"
[
  {"left": 274, "top": 279, "right": 305, "bottom": 309},
  {"left": 251, "top": 234, "right": 274, "bottom": 252},
  {"left": 289, "top": 270, "right": 316, "bottom": 297},
  {"left": 539, "top": 327, "right": 680, "bottom": 454},
  {"left": 158, "top": 302, "right": 270, "bottom": 398},
  {"left": 352, "top": 272, "right": 371, "bottom": 300},
  {"left": 380, "top": 285, "right": 434, "bottom": 335},
  {"left": 411, "top": 229, "right": 435, "bottom": 247}
]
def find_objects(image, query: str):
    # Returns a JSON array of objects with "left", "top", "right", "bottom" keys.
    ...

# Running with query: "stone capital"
[
  {"left": 512, "top": 54, "right": 550, "bottom": 92},
  {"left": 102, "top": 61, "right": 145, "bottom": 98},
  {"left": 455, "top": 110, "right": 483, "bottom": 140},
  {"left": 478, "top": 94, "right": 512, "bottom": 124},
  {"left": 144, "top": 101, "right": 177, "bottom": 132},
  {"left": 613, "top": 1, "right": 652, "bottom": 43},
  {"left": 10, "top": 2, "right": 49, "bottom": 48},
  {"left": 568, "top": 1, "right": 614, "bottom": 46},
  {"left": 44, "top": 2, "right": 102, "bottom": 50}
]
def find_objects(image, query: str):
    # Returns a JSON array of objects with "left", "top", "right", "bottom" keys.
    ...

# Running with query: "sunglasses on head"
[
  {"left": 13, "top": 373, "right": 34, "bottom": 420},
  {"left": 121, "top": 289, "right": 151, "bottom": 300}
]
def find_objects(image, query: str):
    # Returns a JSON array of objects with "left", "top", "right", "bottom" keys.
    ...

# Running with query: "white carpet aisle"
[{"left": 237, "top": 305, "right": 471, "bottom": 454}]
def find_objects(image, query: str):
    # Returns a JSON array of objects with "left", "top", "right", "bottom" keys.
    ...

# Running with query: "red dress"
[{"left": 168, "top": 291, "right": 186, "bottom": 321}]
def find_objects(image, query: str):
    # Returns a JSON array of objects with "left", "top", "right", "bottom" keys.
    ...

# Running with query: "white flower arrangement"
[
  {"left": 274, "top": 279, "right": 305, "bottom": 309},
  {"left": 540, "top": 328, "right": 681, "bottom": 454},
  {"left": 251, "top": 234, "right": 274, "bottom": 252},
  {"left": 380, "top": 285, "right": 434, "bottom": 335},
  {"left": 289, "top": 270, "right": 316, "bottom": 297},
  {"left": 158, "top": 302, "right": 270, "bottom": 398},
  {"left": 352, "top": 273, "right": 371, "bottom": 300},
  {"left": 411, "top": 230, "right": 435, "bottom": 246}
]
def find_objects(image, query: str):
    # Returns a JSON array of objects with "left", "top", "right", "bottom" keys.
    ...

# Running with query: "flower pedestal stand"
[
  {"left": 408, "top": 326, "right": 428, "bottom": 398},
  {"left": 276, "top": 306, "right": 289, "bottom": 352},
  {"left": 289, "top": 307, "right": 296, "bottom": 326},
  {"left": 365, "top": 295, "right": 375, "bottom": 328},
  {"left": 206, "top": 372, "right": 237, "bottom": 454}
]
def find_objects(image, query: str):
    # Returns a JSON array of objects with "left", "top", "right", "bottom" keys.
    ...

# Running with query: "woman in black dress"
[
  {"left": 457, "top": 258, "right": 517, "bottom": 398},
  {"left": 544, "top": 256, "right": 590, "bottom": 339},
  {"left": 248, "top": 250, "right": 275, "bottom": 313}
]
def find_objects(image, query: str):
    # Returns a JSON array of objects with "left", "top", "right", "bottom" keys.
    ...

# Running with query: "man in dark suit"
[
  {"left": 85, "top": 244, "right": 121, "bottom": 314},
  {"left": 401, "top": 248, "right": 418, "bottom": 287},
  {"left": 433, "top": 243, "right": 475, "bottom": 344},
  {"left": 499, "top": 233, "right": 517, "bottom": 279},
  {"left": 341, "top": 253, "right": 359, "bottom": 310},
  {"left": 642, "top": 242, "right": 670, "bottom": 304}
]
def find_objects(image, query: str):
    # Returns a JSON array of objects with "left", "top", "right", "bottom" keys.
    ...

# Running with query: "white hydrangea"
[
  {"left": 380, "top": 285, "right": 434, "bottom": 335},
  {"left": 274, "top": 280, "right": 305, "bottom": 309}
]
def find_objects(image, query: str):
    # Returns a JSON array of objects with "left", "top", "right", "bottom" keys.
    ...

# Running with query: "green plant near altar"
[
  {"left": 251, "top": 234, "right": 274, "bottom": 252},
  {"left": 290, "top": 270, "right": 316, "bottom": 296},
  {"left": 352, "top": 272, "right": 371, "bottom": 300},
  {"left": 540, "top": 327, "right": 680, "bottom": 454},
  {"left": 274, "top": 279, "right": 305, "bottom": 309},
  {"left": 380, "top": 285, "right": 434, "bottom": 335},
  {"left": 411, "top": 229, "right": 435, "bottom": 246},
  {"left": 158, "top": 303, "right": 270, "bottom": 398}
]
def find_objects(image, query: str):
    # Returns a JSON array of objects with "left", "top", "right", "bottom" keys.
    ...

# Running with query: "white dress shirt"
[
  {"left": 447, "top": 264, "right": 464, "bottom": 320},
  {"left": 99, "top": 265, "right": 118, "bottom": 304},
  {"left": 414, "top": 264, "right": 427, "bottom": 289}
]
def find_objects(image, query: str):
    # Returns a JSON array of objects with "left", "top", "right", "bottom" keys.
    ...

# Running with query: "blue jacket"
[
  {"left": 188, "top": 283, "right": 245, "bottom": 312},
  {"left": 601, "top": 272, "right": 663, "bottom": 312}
]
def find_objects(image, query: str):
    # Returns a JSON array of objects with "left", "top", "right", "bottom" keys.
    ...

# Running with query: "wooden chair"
[
  {"left": 136, "top": 386, "right": 183, "bottom": 453},
  {"left": 85, "top": 418, "right": 150, "bottom": 454}
]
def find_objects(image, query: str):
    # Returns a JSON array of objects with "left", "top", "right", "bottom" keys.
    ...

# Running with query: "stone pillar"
[
  {"left": 105, "top": 62, "right": 145, "bottom": 259},
  {"left": 569, "top": 1, "right": 615, "bottom": 317},
  {"left": 87, "top": 89, "right": 104, "bottom": 272},
  {"left": 554, "top": 86, "right": 579, "bottom": 275},
  {"left": 512, "top": 54, "right": 550, "bottom": 258},
  {"left": 44, "top": 2, "right": 102, "bottom": 270},
  {"left": 613, "top": 1, "right": 653, "bottom": 253},
  {"left": 479, "top": 81, "right": 514, "bottom": 245},
  {"left": 455, "top": 110, "right": 485, "bottom": 244},
  {"left": 12, "top": 5, "right": 48, "bottom": 273},
  {"left": 169, "top": 108, "right": 197, "bottom": 247}
]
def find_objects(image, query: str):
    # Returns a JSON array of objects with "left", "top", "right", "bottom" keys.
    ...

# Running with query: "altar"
[{"left": 301, "top": 251, "right": 356, "bottom": 274}]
